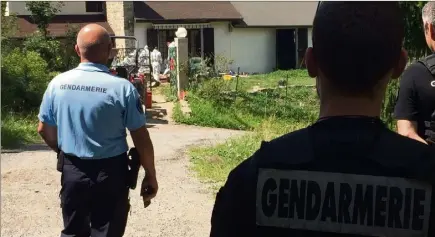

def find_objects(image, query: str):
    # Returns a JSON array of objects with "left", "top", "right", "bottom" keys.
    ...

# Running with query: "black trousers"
[{"left": 59, "top": 152, "right": 130, "bottom": 237}]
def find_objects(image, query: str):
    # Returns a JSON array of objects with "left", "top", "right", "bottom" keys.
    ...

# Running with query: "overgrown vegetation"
[
  {"left": 170, "top": 2, "right": 426, "bottom": 184},
  {"left": 399, "top": 1, "right": 428, "bottom": 60},
  {"left": 1, "top": 112, "right": 40, "bottom": 149},
  {"left": 174, "top": 78, "right": 318, "bottom": 130},
  {"left": 236, "top": 70, "right": 314, "bottom": 90},
  {"left": 1, "top": 1, "right": 79, "bottom": 148},
  {"left": 189, "top": 119, "right": 309, "bottom": 185},
  {"left": 171, "top": 68, "right": 401, "bottom": 184}
]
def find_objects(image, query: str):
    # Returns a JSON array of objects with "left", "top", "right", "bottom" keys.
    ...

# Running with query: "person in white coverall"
[
  {"left": 150, "top": 47, "right": 162, "bottom": 83},
  {"left": 138, "top": 45, "right": 150, "bottom": 75}
]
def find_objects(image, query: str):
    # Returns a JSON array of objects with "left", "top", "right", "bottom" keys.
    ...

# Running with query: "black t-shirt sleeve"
[
  {"left": 210, "top": 155, "right": 257, "bottom": 237},
  {"left": 393, "top": 63, "right": 426, "bottom": 121}
]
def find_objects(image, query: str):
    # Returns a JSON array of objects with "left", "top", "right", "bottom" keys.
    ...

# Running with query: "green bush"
[
  {"left": 381, "top": 79, "right": 400, "bottom": 130},
  {"left": 22, "top": 25, "right": 80, "bottom": 72},
  {"left": 23, "top": 33, "right": 63, "bottom": 71},
  {"left": 1, "top": 48, "right": 52, "bottom": 111}
]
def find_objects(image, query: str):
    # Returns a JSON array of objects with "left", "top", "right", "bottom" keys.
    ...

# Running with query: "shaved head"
[{"left": 75, "top": 24, "right": 112, "bottom": 64}]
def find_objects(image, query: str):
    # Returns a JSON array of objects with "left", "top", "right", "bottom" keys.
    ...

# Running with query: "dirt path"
[{"left": 1, "top": 97, "right": 244, "bottom": 237}]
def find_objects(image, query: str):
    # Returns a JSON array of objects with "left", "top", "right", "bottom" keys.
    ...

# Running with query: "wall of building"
[
  {"left": 106, "top": 2, "right": 134, "bottom": 48},
  {"left": 133, "top": 21, "right": 313, "bottom": 73},
  {"left": 6, "top": 1, "right": 101, "bottom": 15},
  {"left": 212, "top": 22, "right": 277, "bottom": 73},
  {"left": 134, "top": 22, "right": 152, "bottom": 48}
]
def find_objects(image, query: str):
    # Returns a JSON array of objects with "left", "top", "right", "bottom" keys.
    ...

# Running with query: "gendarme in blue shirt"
[{"left": 38, "top": 62, "right": 146, "bottom": 159}]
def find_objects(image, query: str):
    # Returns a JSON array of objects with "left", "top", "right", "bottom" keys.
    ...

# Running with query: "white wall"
[
  {"left": 134, "top": 22, "right": 151, "bottom": 48},
  {"left": 133, "top": 21, "right": 312, "bottom": 73},
  {"left": 6, "top": 1, "right": 102, "bottom": 15},
  {"left": 212, "top": 22, "right": 276, "bottom": 73}
]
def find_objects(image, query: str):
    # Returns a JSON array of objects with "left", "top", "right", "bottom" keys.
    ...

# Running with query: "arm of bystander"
[
  {"left": 124, "top": 87, "right": 158, "bottom": 201},
  {"left": 37, "top": 84, "right": 59, "bottom": 152},
  {"left": 394, "top": 64, "right": 428, "bottom": 144}
]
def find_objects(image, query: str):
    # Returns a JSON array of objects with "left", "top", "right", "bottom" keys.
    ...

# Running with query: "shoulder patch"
[{"left": 136, "top": 98, "right": 144, "bottom": 114}]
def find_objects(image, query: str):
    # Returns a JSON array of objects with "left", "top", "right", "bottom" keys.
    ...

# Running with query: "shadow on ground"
[
  {"left": 145, "top": 107, "right": 169, "bottom": 127},
  {"left": 1, "top": 143, "right": 51, "bottom": 154},
  {"left": 147, "top": 118, "right": 169, "bottom": 125}
]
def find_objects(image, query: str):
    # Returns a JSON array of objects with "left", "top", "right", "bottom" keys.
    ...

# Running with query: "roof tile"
[
  {"left": 13, "top": 15, "right": 113, "bottom": 38},
  {"left": 134, "top": 1, "right": 242, "bottom": 20}
]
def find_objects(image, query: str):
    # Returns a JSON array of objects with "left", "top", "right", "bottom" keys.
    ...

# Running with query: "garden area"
[
  {"left": 164, "top": 68, "right": 399, "bottom": 186},
  {"left": 1, "top": 2, "right": 79, "bottom": 148},
  {"left": 0, "top": 1, "right": 429, "bottom": 186},
  {"left": 166, "top": 1, "right": 429, "bottom": 187}
]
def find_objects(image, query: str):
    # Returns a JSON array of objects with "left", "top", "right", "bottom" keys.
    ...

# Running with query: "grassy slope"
[
  {"left": 171, "top": 70, "right": 400, "bottom": 186},
  {"left": 170, "top": 69, "right": 319, "bottom": 185},
  {"left": 188, "top": 119, "right": 309, "bottom": 185},
  {"left": 223, "top": 69, "right": 314, "bottom": 92},
  {"left": 174, "top": 85, "right": 319, "bottom": 131},
  {"left": 2, "top": 112, "right": 40, "bottom": 149}
]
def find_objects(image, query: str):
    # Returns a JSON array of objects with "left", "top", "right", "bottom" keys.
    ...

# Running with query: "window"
[
  {"left": 156, "top": 30, "right": 176, "bottom": 60},
  {"left": 85, "top": 1, "right": 104, "bottom": 13},
  {"left": 188, "top": 29, "right": 200, "bottom": 57}
]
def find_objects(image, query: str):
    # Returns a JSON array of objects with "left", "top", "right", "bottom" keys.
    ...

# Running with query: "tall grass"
[
  {"left": 175, "top": 73, "right": 401, "bottom": 185},
  {"left": 225, "top": 69, "right": 314, "bottom": 92},
  {"left": 154, "top": 83, "right": 178, "bottom": 102},
  {"left": 1, "top": 111, "right": 40, "bottom": 149},
  {"left": 174, "top": 78, "right": 319, "bottom": 130},
  {"left": 189, "top": 118, "right": 309, "bottom": 185}
]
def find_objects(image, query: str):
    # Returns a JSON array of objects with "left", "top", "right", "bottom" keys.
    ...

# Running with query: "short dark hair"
[{"left": 312, "top": 2, "right": 404, "bottom": 94}]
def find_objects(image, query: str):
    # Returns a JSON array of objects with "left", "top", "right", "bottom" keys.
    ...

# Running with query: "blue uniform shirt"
[{"left": 38, "top": 62, "right": 146, "bottom": 159}]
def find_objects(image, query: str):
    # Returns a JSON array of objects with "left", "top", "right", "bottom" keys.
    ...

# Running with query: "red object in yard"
[
  {"left": 169, "top": 58, "right": 175, "bottom": 70},
  {"left": 178, "top": 90, "right": 187, "bottom": 100},
  {"left": 138, "top": 73, "right": 145, "bottom": 84},
  {"left": 145, "top": 90, "right": 152, "bottom": 109}
]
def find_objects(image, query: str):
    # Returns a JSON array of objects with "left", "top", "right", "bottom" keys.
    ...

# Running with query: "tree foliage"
[
  {"left": 399, "top": 1, "right": 428, "bottom": 61},
  {"left": 1, "top": 49, "right": 52, "bottom": 111},
  {"left": 1, "top": 1, "right": 80, "bottom": 113},
  {"left": 380, "top": 2, "right": 429, "bottom": 130},
  {"left": 60, "top": 25, "right": 81, "bottom": 70},
  {"left": 1, "top": 1, "right": 18, "bottom": 52},
  {"left": 23, "top": 1, "right": 79, "bottom": 72},
  {"left": 25, "top": 1, "right": 63, "bottom": 37}
]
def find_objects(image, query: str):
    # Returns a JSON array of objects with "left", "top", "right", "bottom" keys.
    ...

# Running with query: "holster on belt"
[
  {"left": 56, "top": 150, "right": 64, "bottom": 172},
  {"left": 127, "top": 148, "right": 141, "bottom": 190}
]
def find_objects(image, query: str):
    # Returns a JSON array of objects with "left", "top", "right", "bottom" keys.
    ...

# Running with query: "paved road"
[{"left": 1, "top": 102, "right": 244, "bottom": 237}]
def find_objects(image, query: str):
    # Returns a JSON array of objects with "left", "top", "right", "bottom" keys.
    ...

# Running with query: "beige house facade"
[{"left": 6, "top": 1, "right": 318, "bottom": 73}]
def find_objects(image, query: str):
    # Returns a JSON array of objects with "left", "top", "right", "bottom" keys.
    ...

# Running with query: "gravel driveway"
[{"left": 1, "top": 121, "right": 244, "bottom": 237}]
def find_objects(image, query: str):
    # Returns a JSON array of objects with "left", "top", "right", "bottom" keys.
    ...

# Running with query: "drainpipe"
[
  {"left": 295, "top": 28, "right": 299, "bottom": 69},
  {"left": 200, "top": 27, "right": 204, "bottom": 58}
]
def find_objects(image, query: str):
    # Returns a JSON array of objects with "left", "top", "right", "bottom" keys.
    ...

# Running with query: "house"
[
  {"left": 5, "top": 1, "right": 318, "bottom": 73},
  {"left": 4, "top": 1, "right": 114, "bottom": 38}
]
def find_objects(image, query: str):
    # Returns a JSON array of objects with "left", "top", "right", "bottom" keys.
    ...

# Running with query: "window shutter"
[
  {"left": 203, "top": 28, "right": 215, "bottom": 65},
  {"left": 147, "top": 29, "right": 158, "bottom": 49}
]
